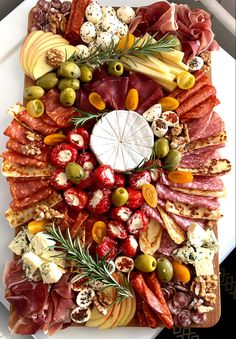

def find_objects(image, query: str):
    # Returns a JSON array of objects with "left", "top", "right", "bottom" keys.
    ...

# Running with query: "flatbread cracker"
[
  {"left": 139, "top": 218, "right": 163, "bottom": 255},
  {"left": 2, "top": 159, "right": 54, "bottom": 177},
  {"left": 171, "top": 187, "right": 226, "bottom": 198},
  {"left": 178, "top": 159, "right": 231, "bottom": 176},
  {"left": 184, "top": 131, "right": 227, "bottom": 152}
]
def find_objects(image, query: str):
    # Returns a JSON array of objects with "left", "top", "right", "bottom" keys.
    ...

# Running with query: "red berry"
[
  {"left": 107, "top": 220, "right": 128, "bottom": 240},
  {"left": 51, "top": 168, "right": 72, "bottom": 190},
  {"left": 92, "top": 164, "right": 115, "bottom": 188},
  {"left": 96, "top": 236, "right": 118, "bottom": 260},
  {"left": 64, "top": 188, "right": 88, "bottom": 211},
  {"left": 51, "top": 143, "right": 78, "bottom": 168},
  {"left": 126, "top": 187, "right": 144, "bottom": 210},
  {"left": 120, "top": 235, "right": 138, "bottom": 257},
  {"left": 87, "top": 188, "right": 111, "bottom": 215},
  {"left": 110, "top": 206, "right": 132, "bottom": 223},
  {"left": 68, "top": 128, "right": 90, "bottom": 150},
  {"left": 77, "top": 152, "right": 97, "bottom": 171},
  {"left": 127, "top": 210, "right": 149, "bottom": 235},
  {"left": 129, "top": 170, "right": 152, "bottom": 190},
  {"left": 76, "top": 170, "right": 93, "bottom": 190},
  {"left": 113, "top": 173, "right": 125, "bottom": 189}
]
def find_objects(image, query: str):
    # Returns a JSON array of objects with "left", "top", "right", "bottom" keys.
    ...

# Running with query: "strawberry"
[
  {"left": 68, "top": 128, "right": 90, "bottom": 150},
  {"left": 126, "top": 187, "right": 144, "bottom": 210},
  {"left": 113, "top": 173, "right": 125, "bottom": 189},
  {"left": 96, "top": 236, "right": 117, "bottom": 260},
  {"left": 127, "top": 210, "right": 149, "bottom": 235},
  {"left": 64, "top": 188, "right": 88, "bottom": 211},
  {"left": 129, "top": 170, "right": 152, "bottom": 190},
  {"left": 77, "top": 152, "right": 97, "bottom": 171},
  {"left": 120, "top": 235, "right": 138, "bottom": 257},
  {"left": 110, "top": 206, "right": 132, "bottom": 223},
  {"left": 107, "top": 221, "right": 128, "bottom": 240},
  {"left": 92, "top": 164, "right": 115, "bottom": 189},
  {"left": 76, "top": 170, "right": 93, "bottom": 190},
  {"left": 87, "top": 188, "right": 111, "bottom": 215},
  {"left": 51, "top": 143, "right": 78, "bottom": 168}
]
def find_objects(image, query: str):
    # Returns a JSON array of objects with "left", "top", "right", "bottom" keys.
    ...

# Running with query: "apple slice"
[
  {"left": 98, "top": 301, "right": 121, "bottom": 329},
  {"left": 20, "top": 30, "right": 45, "bottom": 76},
  {"left": 112, "top": 298, "right": 127, "bottom": 328},
  {"left": 26, "top": 32, "right": 54, "bottom": 67},
  {"left": 123, "top": 289, "right": 136, "bottom": 326},
  {"left": 32, "top": 45, "right": 77, "bottom": 80},
  {"left": 86, "top": 304, "right": 116, "bottom": 327}
]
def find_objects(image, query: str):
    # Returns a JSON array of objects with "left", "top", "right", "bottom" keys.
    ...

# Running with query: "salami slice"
[
  {"left": 4, "top": 120, "right": 36, "bottom": 145},
  {"left": 141, "top": 202, "right": 164, "bottom": 225},
  {"left": 176, "top": 85, "right": 216, "bottom": 116},
  {"left": 177, "top": 309, "right": 192, "bottom": 326},
  {"left": 198, "top": 111, "right": 225, "bottom": 140},
  {"left": 156, "top": 183, "right": 220, "bottom": 210},
  {"left": 42, "top": 89, "right": 75, "bottom": 127},
  {"left": 6, "top": 139, "right": 50, "bottom": 163},
  {"left": 169, "top": 70, "right": 205, "bottom": 98},
  {"left": 180, "top": 149, "right": 219, "bottom": 168},
  {"left": 16, "top": 110, "right": 59, "bottom": 135},
  {"left": 176, "top": 75, "right": 210, "bottom": 104},
  {"left": 187, "top": 111, "right": 213, "bottom": 142},
  {"left": 141, "top": 301, "right": 159, "bottom": 328},
  {"left": 167, "top": 299, "right": 181, "bottom": 315},
  {"left": 10, "top": 187, "right": 53, "bottom": 211},
  {"left": 1, "top": 151, "right": 47, "bottom": 168},
  {"left": 181, "top": 96, "right": 220, "bottom": 120},
  {"left": 136, "top": 297, "right": 149, "bottom": 327},
  {"left": 157, "top": 230, "right": 178, "bottom": 255},
  {"left": 7, "top": 177, "right": 50, "bottom": 183},
  {"left": 8, "top": 179, "right": 50, "bottom": 200},
  {"left": 190, "top": 311, "right": 207, "bottom": 324},
  {"left": 173, "top": 292, "right": 190, "bottom": 309}
]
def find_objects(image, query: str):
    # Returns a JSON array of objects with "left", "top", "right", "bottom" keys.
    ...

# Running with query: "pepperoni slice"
[
  {"left": 173, "top": 292, "right": 190, "bottom": 309},
  {"left": 191, "top": 311, "right": 207, "bottom": 324},
  {"left": 177, "top": 309, "right": 192, "bottom": 327},
  {"left": 167, "top": 299, "right": 181, "bottom": 315}
]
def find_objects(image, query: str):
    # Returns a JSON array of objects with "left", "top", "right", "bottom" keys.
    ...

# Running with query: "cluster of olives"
[{"left": 154, "top": 137, "right": 182, "bottom": 171}]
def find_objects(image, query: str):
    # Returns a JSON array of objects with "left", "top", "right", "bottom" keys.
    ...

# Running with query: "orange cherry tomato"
[
  {"left": 89, "top": 92, "right": 106, "bottom": 110},
  {"left": 142, "top": 183, "right": 158, "bottom": 208},
  {"left": 168, "top": 170, "right": 193, "bottom": 184},
  {"left": 28, "top": 220, "right": 46, "bottom": 234},
  {"left": 92, "top": 221, "right": 107, "bottom": 244},
  {"left": 172, "top": 261, "right": 191, "bottom": 283}
]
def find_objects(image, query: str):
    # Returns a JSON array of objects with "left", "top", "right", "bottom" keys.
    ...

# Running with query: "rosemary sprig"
[
  {"left": 71, "top": 110, "right": 107, "bottom": 128},
  {"left": 47, "top": 225, "right": 133, "bottom": 303},
  {"left": 70, "top": 33, "right": 180, "bottom": 68}
]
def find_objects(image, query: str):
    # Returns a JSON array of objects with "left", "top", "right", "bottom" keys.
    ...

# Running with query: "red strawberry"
[
  {"left": 113, "top": 173, "right": 125, "bottom": 189},
  {"left": 87, "top": 188, "right": 111, "bottom": 215},
  {"left": 126, "top": 187, "right": 144, "bottom": 210},
  {"left": 96, "top": 236, "right": 117, "bottom": 260},
  {"left": 68, "top": 128, "right": 90, "bottom": 150},
  {"left": 107, "top": 221, "right": 128, "bottom": 240},
  {"left": 120, "top": 235, "right": 138, "bottom": 257},
  {"left": 129, "top": 170, "right": 152, "bottom": 190},
  {"left": 77, "top": 152, "right": 97, "bottom": 171},
  {"left": 76, "top": 170, "right": 93, "bottom": 190},
  {"left": 64, "top": 188, "right": 88, "bottom": 211},
  {"left": 127, "top": 210, "right": 149, "bottom": 235},
  {"left": 110, "top": 206, "right": 132, "bottom": 223},
  {"left": 92, "top": 164, "right": 115, "bottom": 188}
]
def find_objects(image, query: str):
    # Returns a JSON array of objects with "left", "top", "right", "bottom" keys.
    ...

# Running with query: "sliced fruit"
[
  {"left": 85, "top": 304, "right": 115, "bottom": 327},
  {"left": 123, "top": 289, "right": 136, "bottom": 326},
  {"left": 98, "top": 302, "right": 121, "bottom": 329},
  {"left": 142, "top": 183, "right": 158, "bottom": 208}
]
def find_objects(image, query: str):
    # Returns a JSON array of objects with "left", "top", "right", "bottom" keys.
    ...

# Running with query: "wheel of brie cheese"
[{"left": 90, "top": 110, "right": 154, "bottom": 172}]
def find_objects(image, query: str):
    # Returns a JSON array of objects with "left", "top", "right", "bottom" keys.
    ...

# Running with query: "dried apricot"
[
  {"left": 142, "top": 183, "right": 158, "bottom": 208},
  {"left": 168, "top": 170, "right": 193, "bottom": 184}
]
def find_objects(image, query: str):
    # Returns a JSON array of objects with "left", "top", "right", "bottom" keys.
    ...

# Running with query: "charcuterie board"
[{"left": 1, "top": 0, "right": 231, "bottom": 336}]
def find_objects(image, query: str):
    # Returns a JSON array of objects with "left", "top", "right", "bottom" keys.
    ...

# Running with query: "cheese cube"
[
  {"left": 40, "top": 262, "right": 63, "bottom": 284},
  {"left": 172, "top": 245, "right": 197, "bottom": 264},
  {"left": 187, "top": 223, "right": 207, "bottom": 248},
  {"left": 9, "top": 229, "right": 29, "bottom": 255},
  {"left": 22, "top": 251, "right": 43, "bottom": 275},
  {"left": 203, "top": 229, "right": 219, "bottom": 251},
  {"left": 195, "top": 258, "right": 215, "bottom": 276},
  {"left": 30, "top": 232, "right": 56, "bottom": 255}
]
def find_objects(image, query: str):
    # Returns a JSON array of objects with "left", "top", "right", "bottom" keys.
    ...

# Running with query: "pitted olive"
[{"left": 36, "top": 73, "right": 59, "bottom": 90}]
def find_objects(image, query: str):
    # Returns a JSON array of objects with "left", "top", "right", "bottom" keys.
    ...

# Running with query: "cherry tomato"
[
  {"left": 177, "top": 71, "right": 196, "bottom": 90},
  {"left": 26, "top": 99, "right": 44, "bottom": 117},
  {"left": 92, "top": 221, "right": 106, "bottom": 244}
]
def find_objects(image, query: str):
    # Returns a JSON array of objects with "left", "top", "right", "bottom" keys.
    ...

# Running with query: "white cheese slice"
[
  {"left": 195, "top": 257, "right": 215, "bottom": 276},
  {"left": 39, "top": 262, "right": 63, "bottom": 284},
  {"left": 187, "top": 223, "right": 208, "bottom": 248},
  {"left": 30, "top": 232, "right": 56, "bottom": 255},
  {"left": 90, "top": 110, "right": 154, "bottom": 172},
  {"left": 22, "top": 251, "right": 43, "bottom": 276}
]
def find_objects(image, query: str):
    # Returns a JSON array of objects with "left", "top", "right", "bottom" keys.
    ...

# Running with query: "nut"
[
  {"left": 35, "top": 205, "right": 64, "bottom": 220},
  {"left": 26, "top": 131, "right": 42, "bottom": 142},
  {"left": 45, "top": 48, "right": 64, "bottom": 67},
  {"left": 22, "top": 144, "right": 41, "bottom": 156}
]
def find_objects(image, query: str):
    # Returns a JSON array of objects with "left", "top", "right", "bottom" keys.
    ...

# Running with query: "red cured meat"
[
  {"left": 76, "top": 87, "right": 97, "bottom": 113},
  {"left": 7, "top": 177, "right": 50, "bottom": 183},
  {"left": 128, "top": 73, "right": 163, "bottom": 113},
  {"left": 40, "top": 113, "right": 60, "bottom": 128},
  {"left": 141, "top": 300, "right": 159, "bottom": 328},
  {"left": 157, "top": 230, "right": 178, "bottom": 255},
  {"left": 176, "top": 85, "right": 216, "bottom": 116},
  {"left": 10, "top": 187, "right": 53, "bottom": 211},
  {"left": 16, "top": 110, "right": 59, "bottom": 135},
  {"left": 196, "top": 111, "right": 225, "bottom": 140},
  {"left": 146, "top": 2, "right": 178, "bottom": 33},
  {"left": 156, "top": 182, "right": 219, "bottom": 210},
  {"left": 136, "top": 297, "right": 149, "bottom": 326},
  {"left": 141, "top": 202, "right": 164, "bottom": 225},
  {"left": 9, "top": 311, "right": 46, "bottom": 335},
  {"left": 176, "top": 75, "right": 210, "bottom": 104},
  {"left": 1, "top": 151, "right": 47, "bottom": 168},
  {"left": 187, "top": 111, "right": 213, "bottom": 141},
  {"left": 6, "top": 139, "right": 50, "bottom": 163},
  {"left": 9, "top": 179, "right": 50, "bottom": 200},
  {"left": 170, "top": 213, "right": 207, "bottom": 231},
  {"left": 42, "top": 89, "right": 75, "bottom": 128},
  {"left": 180, "top": 149, "right": 220, "bottom": 168},
  {"left": 4, "top": 120, "right": 32, "bottom": 145},
  {"left": 181, "top": 96, "right": 220, "bottom": 120},
  {"left": 169, "top": 70, "right": 205, "bottom": 98}
]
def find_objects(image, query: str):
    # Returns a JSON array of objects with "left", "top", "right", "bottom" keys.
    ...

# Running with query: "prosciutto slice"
[
  {"left": 156, "top": 182, "right": 219, "bottom": 210},
  {"left": 42, "top": 89, "right": 75, "bottom": 128},
  {"left": 8, "top": 178, "right": 51, "bottom": 200}
]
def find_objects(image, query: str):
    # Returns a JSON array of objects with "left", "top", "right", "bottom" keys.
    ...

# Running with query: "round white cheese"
[{"left": 90, "top": 110, "right": 154, "bottom": 172}]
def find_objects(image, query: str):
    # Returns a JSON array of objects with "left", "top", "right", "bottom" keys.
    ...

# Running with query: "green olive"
[
  {"left": 156, "top": 257, "right": 173, "bottom": 282},
  {"left": 134, "top": 254, "right": 157, "bottom": 273},
  {"left": 24, "top": 86, "right": 45, "bottom": 100},
  {"left": 65, "top": 163, "right": 84, "bottom": 184},
  {"left": 36, "top": 72, "right": 59, "bottom": 90},
  {"left": 79, "top": 65, "right": 93, "bottom": 82},
  {"left": 154, "top": 137, "right": 170, "bottom": 158},
  {"left": 164, "top": 149, "right": 182, "bottom": 171},
  {"left": 107, "top": 61, "right": 124, "bottom": 76},
  {"left": 112, "top": 187, "right": 129, "bottom": 207},
  {"left": 58, "top": 78, "right": 80, "bottom": 91},
  {"left": 59, "top": 88, "right": 76, "bottom": 107},
  {"left": 26, "top": 99, "right": 44, "bottom": 118},
  {"left": 57, "top": 62, "right": 81, "bottom": 79}
]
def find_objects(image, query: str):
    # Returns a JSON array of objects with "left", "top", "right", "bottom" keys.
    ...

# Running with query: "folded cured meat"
[
  {"left": 175, "top": 85, "right": 216, "bottom": 116},
  {"left": 4, "top": 120, "right": 42, "bottom": 144},
  {"left": 156, "top": 230, "right": 178, "bottom": 256},
  {"left": 156, "top": 182, "right": 219, "bottom": 210},
  {"left": 178, "top": 159, "right": 231, "bottom": 176},
  {"left": 42, "top": 89, "right": 75, "bottom": 127},
  {"left": 141, "top": 202, "right": 164, "bottom": 225},
  {"left": 1, "top": 151, "right": 47, "bottom": 168},
  {"left": 2, "top": 160, "right": 54, "bottom": 177},
  {"left": 179, "top": 149, "right": 220, "bottom": 168},
  {"left": 176, "top": 75, "right": 210, "bottom": 104},
  {"left": 197, "top": 111, "right": 225, "bottom": 140},
  {"left": 8, "top": 178, "right": 51, "bottom": 200},
  {"left": 160, "top": 172, "right": 224, "bottom": 191},
  {"left": 10, "top": 187, "right": 53, "bottom": 211},
  {"left": 6, "top": 139, "right": 50, "bottom": 163},
  {"left": 180, "top": 96, "right": 220, "bottom": 120}
]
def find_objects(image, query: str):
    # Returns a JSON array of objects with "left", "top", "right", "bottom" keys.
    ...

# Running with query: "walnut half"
[{"left": 45, "top": 48, "right": 64, "bottom": 67}]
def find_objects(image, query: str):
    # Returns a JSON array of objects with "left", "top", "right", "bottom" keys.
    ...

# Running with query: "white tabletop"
[{"left": 0, "top": 1, "right": 235, "bottom": 338}]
